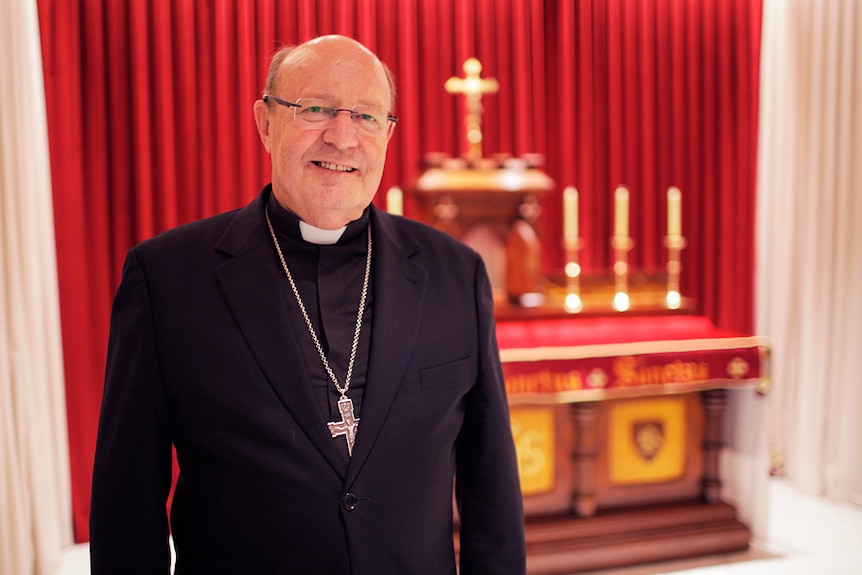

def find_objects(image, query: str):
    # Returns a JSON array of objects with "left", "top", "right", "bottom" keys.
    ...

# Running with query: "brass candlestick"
[
  {"left": 610, "top": 186, "right": 632, "bottom": 312},
  {"left": 562, "top": 186, "right": 582, "bottom": 313},
  {"left": 564, "top": 239, "right": 583, "bottom": 313},
  {"left": 664, "top": 235, "right": 687, "bottom": 309},
  {"left": 611, "top": 235, "right": 633, "bottom": 312}
]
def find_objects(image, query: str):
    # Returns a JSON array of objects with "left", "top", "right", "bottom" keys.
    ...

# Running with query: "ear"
[{"left": 253, "top": 99, "right": 273, "bottom": 152}]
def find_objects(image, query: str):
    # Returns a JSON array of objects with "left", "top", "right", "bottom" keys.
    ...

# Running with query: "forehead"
[{"left": 278, "top": 40, "right": 391, "bottom": 107}]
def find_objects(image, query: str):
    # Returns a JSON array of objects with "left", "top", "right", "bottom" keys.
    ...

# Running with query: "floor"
[{"left": 57, "top": 478, "right": 862, "bottom": 575}]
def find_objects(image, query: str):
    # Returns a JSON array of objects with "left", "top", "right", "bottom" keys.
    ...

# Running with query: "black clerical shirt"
[{"left": 266, "top": 194, "right": 373, "bottom": 466}]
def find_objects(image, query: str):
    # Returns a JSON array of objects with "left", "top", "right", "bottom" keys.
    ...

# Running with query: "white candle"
[
  {"left": 387, "top": 186, "right": 403, "bottom": 216},
  {"left": 667, "top": 186, "right": 681, "bottom": 237},
  {"left": 563, "top": 186, "right": 578, "bottom": 245},
  {"left": 614, "top": 186, "right": 629, "bottom": 237}
]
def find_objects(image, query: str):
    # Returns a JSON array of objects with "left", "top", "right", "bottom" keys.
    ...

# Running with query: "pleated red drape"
[
  {"left": 548, "top": 0, "right": 761, "bottom": 326},
  {"left": 37, "top": 0, "right": 761, "bottom": 542}
]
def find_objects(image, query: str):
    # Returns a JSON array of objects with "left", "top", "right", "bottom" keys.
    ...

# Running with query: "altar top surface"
[{"left": 496, "top": 314, "right": 751, "bottom": 349}]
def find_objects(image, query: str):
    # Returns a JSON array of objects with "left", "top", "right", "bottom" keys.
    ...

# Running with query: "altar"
[
  {"left": 494, "top": 314, "right": 769, "bottom": 574},
  {"left": 413, "top": 57, "right": 770, "bottom": 574}
]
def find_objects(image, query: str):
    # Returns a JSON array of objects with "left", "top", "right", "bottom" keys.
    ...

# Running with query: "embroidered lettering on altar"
[
  {"left": 504, "top": 369, "right": 583, "bottom": 394},
  {"left": 613, "top": 356, "right": 709, "bottom": 387}
]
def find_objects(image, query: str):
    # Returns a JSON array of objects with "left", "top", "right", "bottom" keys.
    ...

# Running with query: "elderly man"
[{"left": 90, "top": 35, "right": 526, "bottom": 574}]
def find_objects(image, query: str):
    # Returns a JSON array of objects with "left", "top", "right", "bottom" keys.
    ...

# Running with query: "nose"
[{"left": 321, "top": 112, "right": 359, "bottom": 150}]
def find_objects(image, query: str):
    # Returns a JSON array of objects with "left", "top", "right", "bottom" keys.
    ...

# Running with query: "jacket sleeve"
[
  {"left": 455, "top": 255, "right": 527, "bottom": 575},
  {"left": 90, "top": 247, "right": 173, "bottom": 574}
]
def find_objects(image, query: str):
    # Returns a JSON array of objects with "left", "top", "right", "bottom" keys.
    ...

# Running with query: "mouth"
[{"left": 313, "top": 161, "right": 357, "bottom": 173}]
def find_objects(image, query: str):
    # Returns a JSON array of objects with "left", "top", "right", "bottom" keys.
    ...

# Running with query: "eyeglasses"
[{"left": 263, "top": 94, "right": 398, "bottom": 136}]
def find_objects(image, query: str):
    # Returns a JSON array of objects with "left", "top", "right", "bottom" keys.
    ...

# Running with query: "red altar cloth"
[{"left": 495, "top": 315, "right": 769, "bottom": 403}]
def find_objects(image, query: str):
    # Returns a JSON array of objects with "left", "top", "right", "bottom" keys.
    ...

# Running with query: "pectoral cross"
[
  {"left": 328, "top": 396, "right": 359, "bottom": 457},
  {"left": 444, "top": 58, "right": 499, "bottom": 162}
]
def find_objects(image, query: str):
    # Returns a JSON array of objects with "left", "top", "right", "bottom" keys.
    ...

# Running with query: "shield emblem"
[{"left": 633, "top": 420, "right": 665, "bottom": 461}]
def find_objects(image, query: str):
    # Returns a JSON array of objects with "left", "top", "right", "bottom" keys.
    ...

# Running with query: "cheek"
[
  {"left": 364, "top": 142, "right": 389, "bottom": 172},
  {"left": 272, "top": 135, "right": 310, "bottom": 170}
]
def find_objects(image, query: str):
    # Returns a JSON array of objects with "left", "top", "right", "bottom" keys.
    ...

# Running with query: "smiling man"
[
  {"left": 90, "top": 35, "right": 526, "bottom": 575},
  {"left": 253, "top": 36, "right": 396, "bottom": 230}
]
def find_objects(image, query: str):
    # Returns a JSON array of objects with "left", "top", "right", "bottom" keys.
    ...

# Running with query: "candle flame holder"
[
  {"left": 564, "top": 238, "right": 583, "bottom": 313},
  {"left": 664, "top": 235, "right": 687, "bottom": 309},
  {"left": 611, "top": 235, "right": 634, "bottom": 312}
]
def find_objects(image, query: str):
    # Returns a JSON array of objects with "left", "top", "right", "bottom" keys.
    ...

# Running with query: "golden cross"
[{"left": 444, "top": 58, "right": 499, "bottom": 162}]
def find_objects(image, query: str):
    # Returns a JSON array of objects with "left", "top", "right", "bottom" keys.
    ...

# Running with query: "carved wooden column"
[
  {"left": 571, "top": 402, "right": 599, "bottom": 517},
  {"left": 701, "top": 389, "right": 727, "bottom": 503}
]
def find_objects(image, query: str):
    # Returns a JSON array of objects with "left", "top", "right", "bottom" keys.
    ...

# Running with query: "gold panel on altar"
[
  {"left": 607, "top": 397, "right": 687, "bottom": 485},
  {"left": 510, "top": 406, "right": 556, "bottom": 495},
  {"left": 506, "top": 404, "right": 574, "bottom": 517}
]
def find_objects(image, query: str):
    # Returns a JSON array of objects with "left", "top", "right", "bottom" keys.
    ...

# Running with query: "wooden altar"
[
  {"left": 495, "top": 314, "right": 769, "bottom": 574},
  {"left": 409, "top": 152, "right": 768, "bottom": 574},
  {"left": 417, "top": 55, "right": 769, "bottom": 574}
]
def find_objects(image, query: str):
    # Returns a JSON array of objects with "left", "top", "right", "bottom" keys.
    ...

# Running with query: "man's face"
[{"left": 254, "top": 37, "right": 395, "bottom": 229}]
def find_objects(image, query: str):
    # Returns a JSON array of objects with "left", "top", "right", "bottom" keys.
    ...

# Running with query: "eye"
[{"left": 356, "top": 113, "right": 378, "bottom": 124}]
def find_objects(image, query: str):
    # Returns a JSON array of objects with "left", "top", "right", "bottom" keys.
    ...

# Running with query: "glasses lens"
[
  {"left": 296, "top": 99, "right": 390, "bottom": 134},
  {"left": 296, "top": 101, "right": 333, "bottom": 123},
  {"left": 350, "top": 106, "right": 386, "bottom": 133}
]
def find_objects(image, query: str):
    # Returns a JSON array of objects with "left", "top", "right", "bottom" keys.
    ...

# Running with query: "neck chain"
[{"left": 264, "top": 206, "right": 372, "bottom": 399}]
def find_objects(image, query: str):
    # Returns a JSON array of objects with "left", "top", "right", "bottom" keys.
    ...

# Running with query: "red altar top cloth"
[{"left": 495, "top": 315, "right": 770, "bottom": 403}]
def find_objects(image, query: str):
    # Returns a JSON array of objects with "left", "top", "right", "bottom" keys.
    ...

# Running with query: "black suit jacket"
[{"left": 90, "top": 187, "right": 526, "bottom": 574}]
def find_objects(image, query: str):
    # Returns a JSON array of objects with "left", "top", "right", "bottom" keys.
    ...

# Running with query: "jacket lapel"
[
  {"left": 345, "top": 208, "right": 428, "bottom": 484},
  {"left": 213, "top": 194, "right": 347, "bottom": 476}
]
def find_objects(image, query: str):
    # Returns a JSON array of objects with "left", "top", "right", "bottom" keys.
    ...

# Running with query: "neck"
[{"left": 270, "top": 189, "right": 363, "bottom": 232}]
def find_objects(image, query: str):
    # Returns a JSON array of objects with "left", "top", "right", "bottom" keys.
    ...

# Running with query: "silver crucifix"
[{"left": 327, "top": 396, "right": 360, "bottom": 457}]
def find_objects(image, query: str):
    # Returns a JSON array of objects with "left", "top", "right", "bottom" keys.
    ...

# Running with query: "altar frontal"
[{"left": 493, "top": 314, "right": 769, "bottom": 574}]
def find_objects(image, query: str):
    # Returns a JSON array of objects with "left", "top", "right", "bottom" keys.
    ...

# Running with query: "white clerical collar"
[{"left": 299, "top": 220, "right": 347, "bottom": 245}]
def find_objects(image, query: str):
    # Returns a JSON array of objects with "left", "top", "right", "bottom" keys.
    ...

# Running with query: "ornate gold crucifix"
[{"left": 445, "top": 58, "right": 499, "bottom": 162}]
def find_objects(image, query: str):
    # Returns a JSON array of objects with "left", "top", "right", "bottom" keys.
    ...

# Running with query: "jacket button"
[{"left": 342, "top": 492, "right": 359, "bottom": 511}]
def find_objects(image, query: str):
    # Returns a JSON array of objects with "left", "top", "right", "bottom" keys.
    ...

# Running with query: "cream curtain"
[
  {"left": 0, "top": 0, "right": 74, "bottom": 573},
  {"left": 757, "top": 0, "right": 862, "bottom": 504}
]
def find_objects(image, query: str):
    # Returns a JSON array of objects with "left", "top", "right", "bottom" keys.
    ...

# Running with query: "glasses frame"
[{"left": 262, "top": 94, "right": 398, "bottom": 134}]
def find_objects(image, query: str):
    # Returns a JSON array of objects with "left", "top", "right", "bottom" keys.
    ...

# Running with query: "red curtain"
[
  {"left": 37, "top": 0, "right": 761, "bottom": 542},
  {"left": 547, "top": 0, "right": 761, "bottom": 325}
]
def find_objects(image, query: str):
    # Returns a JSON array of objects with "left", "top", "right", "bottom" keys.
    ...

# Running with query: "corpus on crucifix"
[{"left": 445, "top": 57, "right": 499, "bottom": 162}]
